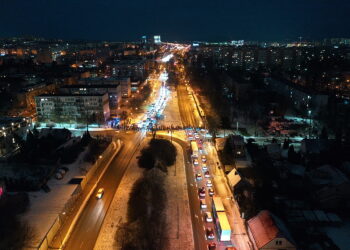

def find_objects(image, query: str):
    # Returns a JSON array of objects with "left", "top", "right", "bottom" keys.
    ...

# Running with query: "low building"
[
  {"left": 35, "top": 93, "right": 110, "bottom": 124},
  {"left": 248, "top": 210, "right": 297, "bottom": 250},
  {"left": 226, "top": 168, "right": 242, "bottom": 188},
  {"left": 215, "top": 138, "right": 226, "bottom": 151},
  {"left": 306, "top": 165, "right": 350, "bottom": 209},
  {"left": 230, "top": 135, "right": 245, "bottom": 157}
]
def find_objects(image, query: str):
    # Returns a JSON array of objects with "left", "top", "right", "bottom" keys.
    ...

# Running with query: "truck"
[{"left": 191, "top": 141, "right": 198, "bottom": 157}]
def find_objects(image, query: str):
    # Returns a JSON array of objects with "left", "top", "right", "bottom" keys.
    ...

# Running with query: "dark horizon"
[{"left": 1, "top": 0, "right": 349, "bottom": 42}]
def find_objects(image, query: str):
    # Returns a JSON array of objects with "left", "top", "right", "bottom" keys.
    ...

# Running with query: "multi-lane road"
[
  {"left": 64, "top": 132, "right": 144, "bottom": 250},
  {"left": 62, "top": 47, "right": 248, "bottom": 250}
]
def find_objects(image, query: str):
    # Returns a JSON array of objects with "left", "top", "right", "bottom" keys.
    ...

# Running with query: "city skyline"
[
  {"left": 1, "top": 2, "right": 350, "bottom": 250},
  {"left": 1, "top": 0, "right": 350, "bottom": 42}
]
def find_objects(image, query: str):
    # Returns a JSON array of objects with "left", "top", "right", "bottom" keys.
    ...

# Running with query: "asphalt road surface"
[
  {"left": 177, "top": 84, "right": 200, "bottom": 128},
  {"left": 64, "top": 132, "right": 144, "bottom": 250}
]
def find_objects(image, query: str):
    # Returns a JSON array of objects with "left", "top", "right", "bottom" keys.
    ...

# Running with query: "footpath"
[{"left": 206, "top": 142, "right": 251, "bottom": 250}]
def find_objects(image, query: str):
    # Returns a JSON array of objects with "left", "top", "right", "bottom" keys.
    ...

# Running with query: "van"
[{"left": 200, "top": 200, "right": 207, "bottom": 209}]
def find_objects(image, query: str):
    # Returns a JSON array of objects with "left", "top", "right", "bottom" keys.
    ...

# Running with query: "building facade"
[
  {"left": 35, "top": 93, "right": 110, "bottom": 124},
  {"left": 79, "top": 77, "right": 131, "bottom": 98},
  {"left": 60, "top": 84, "right": 121, "bottom": 113}
]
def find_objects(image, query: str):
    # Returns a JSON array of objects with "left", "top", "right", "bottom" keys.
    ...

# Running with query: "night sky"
[{"left": 1, "top": 0, "right": 349, "bottom": 42}]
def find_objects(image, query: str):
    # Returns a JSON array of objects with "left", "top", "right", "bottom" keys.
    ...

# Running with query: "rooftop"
[
  {"left": 36, "top": 93, "right": 107, "bottom": 97},
  {"left": 60, "top": 84, "right": 120, "bottom": 89},
  {"left": 248, "top": 210, "right": 296, "bottom": 249},
  {"left": 307, "top": 165, "right": 349, "bottom": 187}
]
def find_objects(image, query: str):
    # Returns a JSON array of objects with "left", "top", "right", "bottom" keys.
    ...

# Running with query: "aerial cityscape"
[{"left": 0, "top": 1, "right": 350, "bottom": 250}]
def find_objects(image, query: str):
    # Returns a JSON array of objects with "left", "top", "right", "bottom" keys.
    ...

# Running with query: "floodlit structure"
[{"left": 154, "top": 35, "right": 161, "bottom": 44}]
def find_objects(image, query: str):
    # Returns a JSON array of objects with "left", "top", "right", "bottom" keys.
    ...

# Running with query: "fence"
[{"left": 25, "top": 137, "right": 121, "bottom": 250}]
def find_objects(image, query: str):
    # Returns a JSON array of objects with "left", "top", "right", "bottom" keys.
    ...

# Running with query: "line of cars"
[
  {"left": 138, "top": 85, "right": 169, "bottom": 130},
  {"left": 187, "top": 129, "right": 218, "bottom": 250}
]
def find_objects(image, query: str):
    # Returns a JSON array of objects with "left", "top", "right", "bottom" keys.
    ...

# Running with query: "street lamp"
[{"left": 308, "top": 110, "right": 312, "bottom": 138}]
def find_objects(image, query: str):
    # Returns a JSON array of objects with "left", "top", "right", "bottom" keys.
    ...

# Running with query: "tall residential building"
[
  {"left": 111, "top": 60, "right": 146, "bottom": 80},
  {"left": 154, "top": 35, "right": 161, "bottom": 44},
  {"left": 78, "top": 76, "right": 131, "bottom": 98},
  {"left": 35, "top": 93, "right": 110, "bottom": 124},
  {"left": 141, "top": 35, "right": 147, "bottom": 44},
  {"left": 60, "top": 84, "right": 121, "bottom": 113}
]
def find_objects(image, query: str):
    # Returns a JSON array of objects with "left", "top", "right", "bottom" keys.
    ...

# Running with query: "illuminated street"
[{"left": 2, "top": 2, "right": 349, "bottom": 250}]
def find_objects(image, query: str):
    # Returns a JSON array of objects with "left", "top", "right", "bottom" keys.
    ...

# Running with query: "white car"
[
  {"left": 200, "top": 200, "right": 207, "bottom": 209},
  {"left": 196, "top": 173, "right": 202, "bottom": 180},
  {"left": 96, "top": 188, "right": 104, "bottom": 199},
  {"left": 206, "top": 180, "right": 213, "bottom": 187},
  {"left": 205, "top": 212, "right": 213, "bottom": 222}
]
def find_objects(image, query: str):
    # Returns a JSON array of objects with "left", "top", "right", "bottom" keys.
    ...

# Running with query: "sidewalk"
[{"left": 206, "top": 142, "right": 251, "bottom": 250}]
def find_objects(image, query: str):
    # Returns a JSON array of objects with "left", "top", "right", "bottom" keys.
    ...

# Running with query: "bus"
[
  {"left": 216, "top": 212, "right": 231, "bottom": 241},
  {"left": 212, "top": 196, "right": 232, "bottom": 241},
  {"left": 212, "top": 196, "right": 225, "bottom": 213},
  {"left": 191, "top": 141, "right": 198, "bottom": 157}
]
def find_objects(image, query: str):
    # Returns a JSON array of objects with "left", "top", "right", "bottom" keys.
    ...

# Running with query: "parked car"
[
  {"left": 208, "top": 188, "right": 215, "bottom": 196},
  {"left": 204, "top": 171, "right": 210, "bottom": 178},
  {"left": 206, "top": 180, "right": 213, "bottom": 187},
  {"left": 201, "top": 155, "right": 207, "bottom": 162}
]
